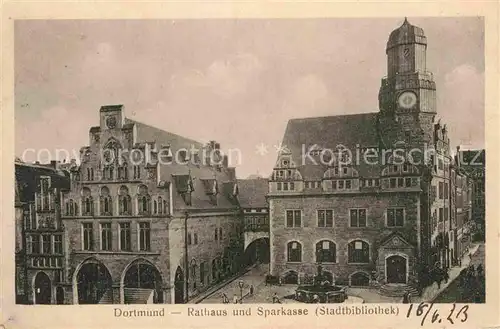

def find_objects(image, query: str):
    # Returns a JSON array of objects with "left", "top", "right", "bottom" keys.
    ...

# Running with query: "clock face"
[
  {"left": 398, "top": 91, "right": 417, "bottom": 109},
  {"left": 106, "top": 116, "right": 117, "bottom": 129}
]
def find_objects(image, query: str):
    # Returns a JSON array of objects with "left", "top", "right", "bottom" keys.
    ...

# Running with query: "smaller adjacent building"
[
  {"left": 237, "top": 178, "right": 270, "bottom": 265},
  {"left": 458, "top": 149, "right": 485, "bottom": 240},
  {"left": 15, "top": 160, "right": 70, "bottom": 304}
]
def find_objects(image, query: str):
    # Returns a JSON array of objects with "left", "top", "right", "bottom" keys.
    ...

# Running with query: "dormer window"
[{"left": 283, "top": 160, "right": 289, "bottom": 166}]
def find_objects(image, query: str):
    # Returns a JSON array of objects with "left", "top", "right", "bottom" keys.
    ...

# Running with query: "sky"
[{"left": 15, "top": 17, "right": 484, "bottom": 178}]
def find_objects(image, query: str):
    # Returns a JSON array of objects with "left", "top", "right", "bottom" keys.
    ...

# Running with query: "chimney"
[
  {"left": 50, "top": 160, "right": 60, "bottom": 169},
  {"left": 215, "top": 142, "right": 220, "bottom": 150},
  {"left": 209, "top": 140, "right": 216, "bottom": 150},
  {"left": 227, "top": 167, "right": 236, "bottom": 181},
  {"left": 222, "top": 155, "right": 229, "bottom": 168}
]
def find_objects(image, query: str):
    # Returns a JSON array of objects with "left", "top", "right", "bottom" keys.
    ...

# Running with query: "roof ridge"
[
  {"left": 287, "top": 111, "right": 378, "bottom": 122},
  {"left": 125, "top": 118, "right": 203, "bottom": 146}
]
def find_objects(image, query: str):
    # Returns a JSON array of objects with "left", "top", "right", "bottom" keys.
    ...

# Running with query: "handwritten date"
[{"left": 406, "top": 303, "right": 469, "bottom": 326}]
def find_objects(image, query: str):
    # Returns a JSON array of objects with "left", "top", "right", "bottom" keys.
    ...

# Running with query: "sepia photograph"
[{"left": 12, "top": 16, "right": 487, "bottom": 308}]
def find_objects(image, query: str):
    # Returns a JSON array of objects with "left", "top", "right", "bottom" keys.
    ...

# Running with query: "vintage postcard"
[{"left": 1, "top": 1, "right": 499, "bottom": 329}]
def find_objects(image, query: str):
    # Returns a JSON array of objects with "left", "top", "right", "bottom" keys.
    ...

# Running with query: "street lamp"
[{"left": 238, "top": 280, "right": 244, "bottom": 303}]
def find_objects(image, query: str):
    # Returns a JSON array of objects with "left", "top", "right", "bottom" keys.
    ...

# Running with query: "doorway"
[
  {"left": 34, "top": 272, "right": 52, "bottom": 304},
  {"left": 386, "top": 255, "right": 407, "bottom": 284}
]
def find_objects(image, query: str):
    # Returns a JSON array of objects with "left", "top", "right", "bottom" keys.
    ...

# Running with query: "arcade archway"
[
  {"left": 123, "top": 259, "right": 163, "bottom": 304},
  {"left": 75, "top": 259, "right": 112, "bottom": 304},
  {"left": 244, "top": 237, "right": 270, "bottom": 266}
]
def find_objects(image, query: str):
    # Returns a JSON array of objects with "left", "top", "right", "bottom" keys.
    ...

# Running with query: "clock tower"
[{"left": 378, "top": 18, "right": 437, "bottom": 149}]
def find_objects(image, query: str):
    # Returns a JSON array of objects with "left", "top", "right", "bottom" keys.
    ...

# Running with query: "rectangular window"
[
  {"left": 438, "top": 159, "right": 444, "bottom": 170},
  {"left": 53, "top": 235, "right": 63, "bottom": 254},
  {"left": 277, "top": 182, "right": 282, "bottom": 191},
  {"left": 338, "top": 180, "right": 344, "bottom": 189},
  {"left": 139, "top": 222, "right": 151, "bottom": 251},
  {"left": 317, "top": 210, "right": 334, "bottom": 228},
  {"left": 405, "top": 177, "right": 412, "bottom": 187},
  {"left": 193, "top": 232, "right": 198, "bottom": 245},
  {"left": 101, "top": 223, "right": 112, "bottom": 251},
  {"left": 346, "top": 180, "right": 351, "bottom": 189},
  {"left": 305, "top": 182, "right": 309, "bottom": 188},
  {"left": 219, "top": 227, "right": 222, "bottom": 240},
  {"left": 188, "top": 232, "right": 192, "bottom": 245},
  {"left": 439, "top": 208, "right": 444, "bottom": 222},
  {"left": 42, "top": 235, "right": 51, "bottom": 254},
  {"left": 390, "top": 178, "right": 397, "bottom": 188},
  {"left": 444, "top": 208, "right": 449, "bottom": 221},
  {"left": 119, "top": 222, "right": 131, "bottom": 251},
  {"left": 444, "top": 182, "right": 449, "bottom": 199},
  {"left": 332, "top": 181, "right": 337, "bottom": 190},
  {"left": 439, "top": 182, "right": 444, "bottom": 199},
  {"left": 350, "top": 209, "right": 367, "bottom": 227},
  {"left": 387, "top": 208, "right": 404, "bottom": 227},
  {"left": 403, "top": 163, "right": 409, "bottom": 172},
  {"left": 82, "top": 223, "right": 94, "bottom": 251},
  {"left": 214, "top": 228, "right": 218, "bottom": 241},
  {"left": 31, "top": 235, "right": 40, "bottom": 254},
  {"left": 397, "top": 178, "right": 404, "bottom": 187},
  {"left": 286, "top": 210, "right": 302, "bottom": 228}
]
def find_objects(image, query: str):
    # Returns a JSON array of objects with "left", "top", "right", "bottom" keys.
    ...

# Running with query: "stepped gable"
[
  {"left": 236, "top": 178, "right": 268, "bottom": 208},
  {"left": 280, "top": 112, "right": 383, "bottom": 179},
  {"left": 125, "top": 118, "right": 238, "bottom": 212}
]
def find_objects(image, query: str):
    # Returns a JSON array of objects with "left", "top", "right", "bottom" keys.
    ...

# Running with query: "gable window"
[
  {"left": 287, "top": 241, "right": 302, "bottom": 262},
  {"left": 100, "top": 186, "right": 112, "bottom": 216},
  {"left": 317, "top": 210, "right": 334, "bottom": 228},
  {"left": 350, "top": 209, "right": 367, "bottom": 227},
  {"left": 119, "top": 186, "right": 132, "bottom": 215},
  {"left": 286, "top": 210, "right": 302, "bottom": 228},
  {"left": 119, "top": 222, "right": 131, "bottom": 251},
  {"left": 81, "top": 188, "right": 94, "bottom": 216},
  {"left": 133, "top": 166, "right": 140, "bottom": 179},
  {"left": 316, "top": 240, "right": 336, "bottom": 263},
  {"left": 139, "top": 222, "right": 151, "bottom": 251},
  {"left": 347, "top": 240, "right": 369, "bottom": 263},
  {"left": 82, "top": 223, "right": 94, "bottom": 251},
  {"left": 387, "top": 208, "right": 405, "bottom": 227},
  {"left": 100, "top": 223, "right": 112, "bottom": 251},
  {"left": 137, "top": 185, "right": 151, "bottom": 215}
]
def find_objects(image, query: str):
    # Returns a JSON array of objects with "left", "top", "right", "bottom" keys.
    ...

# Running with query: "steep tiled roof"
[
  {"left": 125, "top": 119, "right": 238, "bottom": 212},
  {"left": 280, "top": 112, "right": 382, "bottom": 180},
  {"left": 237, "top": 178, "right": 269, "bottom": 208}
]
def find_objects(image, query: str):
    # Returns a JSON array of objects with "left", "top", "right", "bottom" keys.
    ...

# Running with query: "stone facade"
[
  {"left": 56, "top": 105, "right": 242, "bottom": 304},
  {"left": 267, "top": 19, "right": 464, "bottom": 289}
]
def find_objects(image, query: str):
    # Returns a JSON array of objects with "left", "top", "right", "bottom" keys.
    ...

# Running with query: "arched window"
[
  {"left": 316, "top": 240, "right": 336, "bottom": 263},
  {"left": 153, "top": 200, "right": 158, "bottom": 214},
  {"left": 190, "top": 260, "right": 197, "bottom": 290},
  {"left": 137, "top": 185, "right": 151, "bottom": 215},
  {"left": 347, "top": 240, "right": 370, "bottom": 263},
  {"left": 100, "top": 186, "right": 112, "bottom": 216},
  {"left": 119, "top": 186, "right": 132, "bottom": 215},
  {"left": 81, "top": 188, "right": 94, "bottom": 216},
  {"left": 287, "top": 241, "right": 302, "bottom": 262},
  {"left": 118, "top": 161, "right": 129, "bottom": 180},
  {"left": 158, "top": 197, "right": 163, "bottom": 214},
  {"left": 66, "top": 199, "right": 77, "bottom": 216}
]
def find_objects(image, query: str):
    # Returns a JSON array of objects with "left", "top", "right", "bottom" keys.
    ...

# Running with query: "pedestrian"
[
  {"left": 233, "top": 295, "right": 239, "bottom": 304},
  {"left": 272, "top": 292, "right": 280, "bottom": 304},
  {"left": 402, "top": 291, "right": 411, "bottom": 304},
  {"left": 250, "top": 285, "right": 254, "bottom": 295}
]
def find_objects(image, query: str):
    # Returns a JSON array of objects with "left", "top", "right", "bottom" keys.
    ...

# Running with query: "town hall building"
[{"left": 268, "top": 19, "right": 456, "bottom": 293}]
